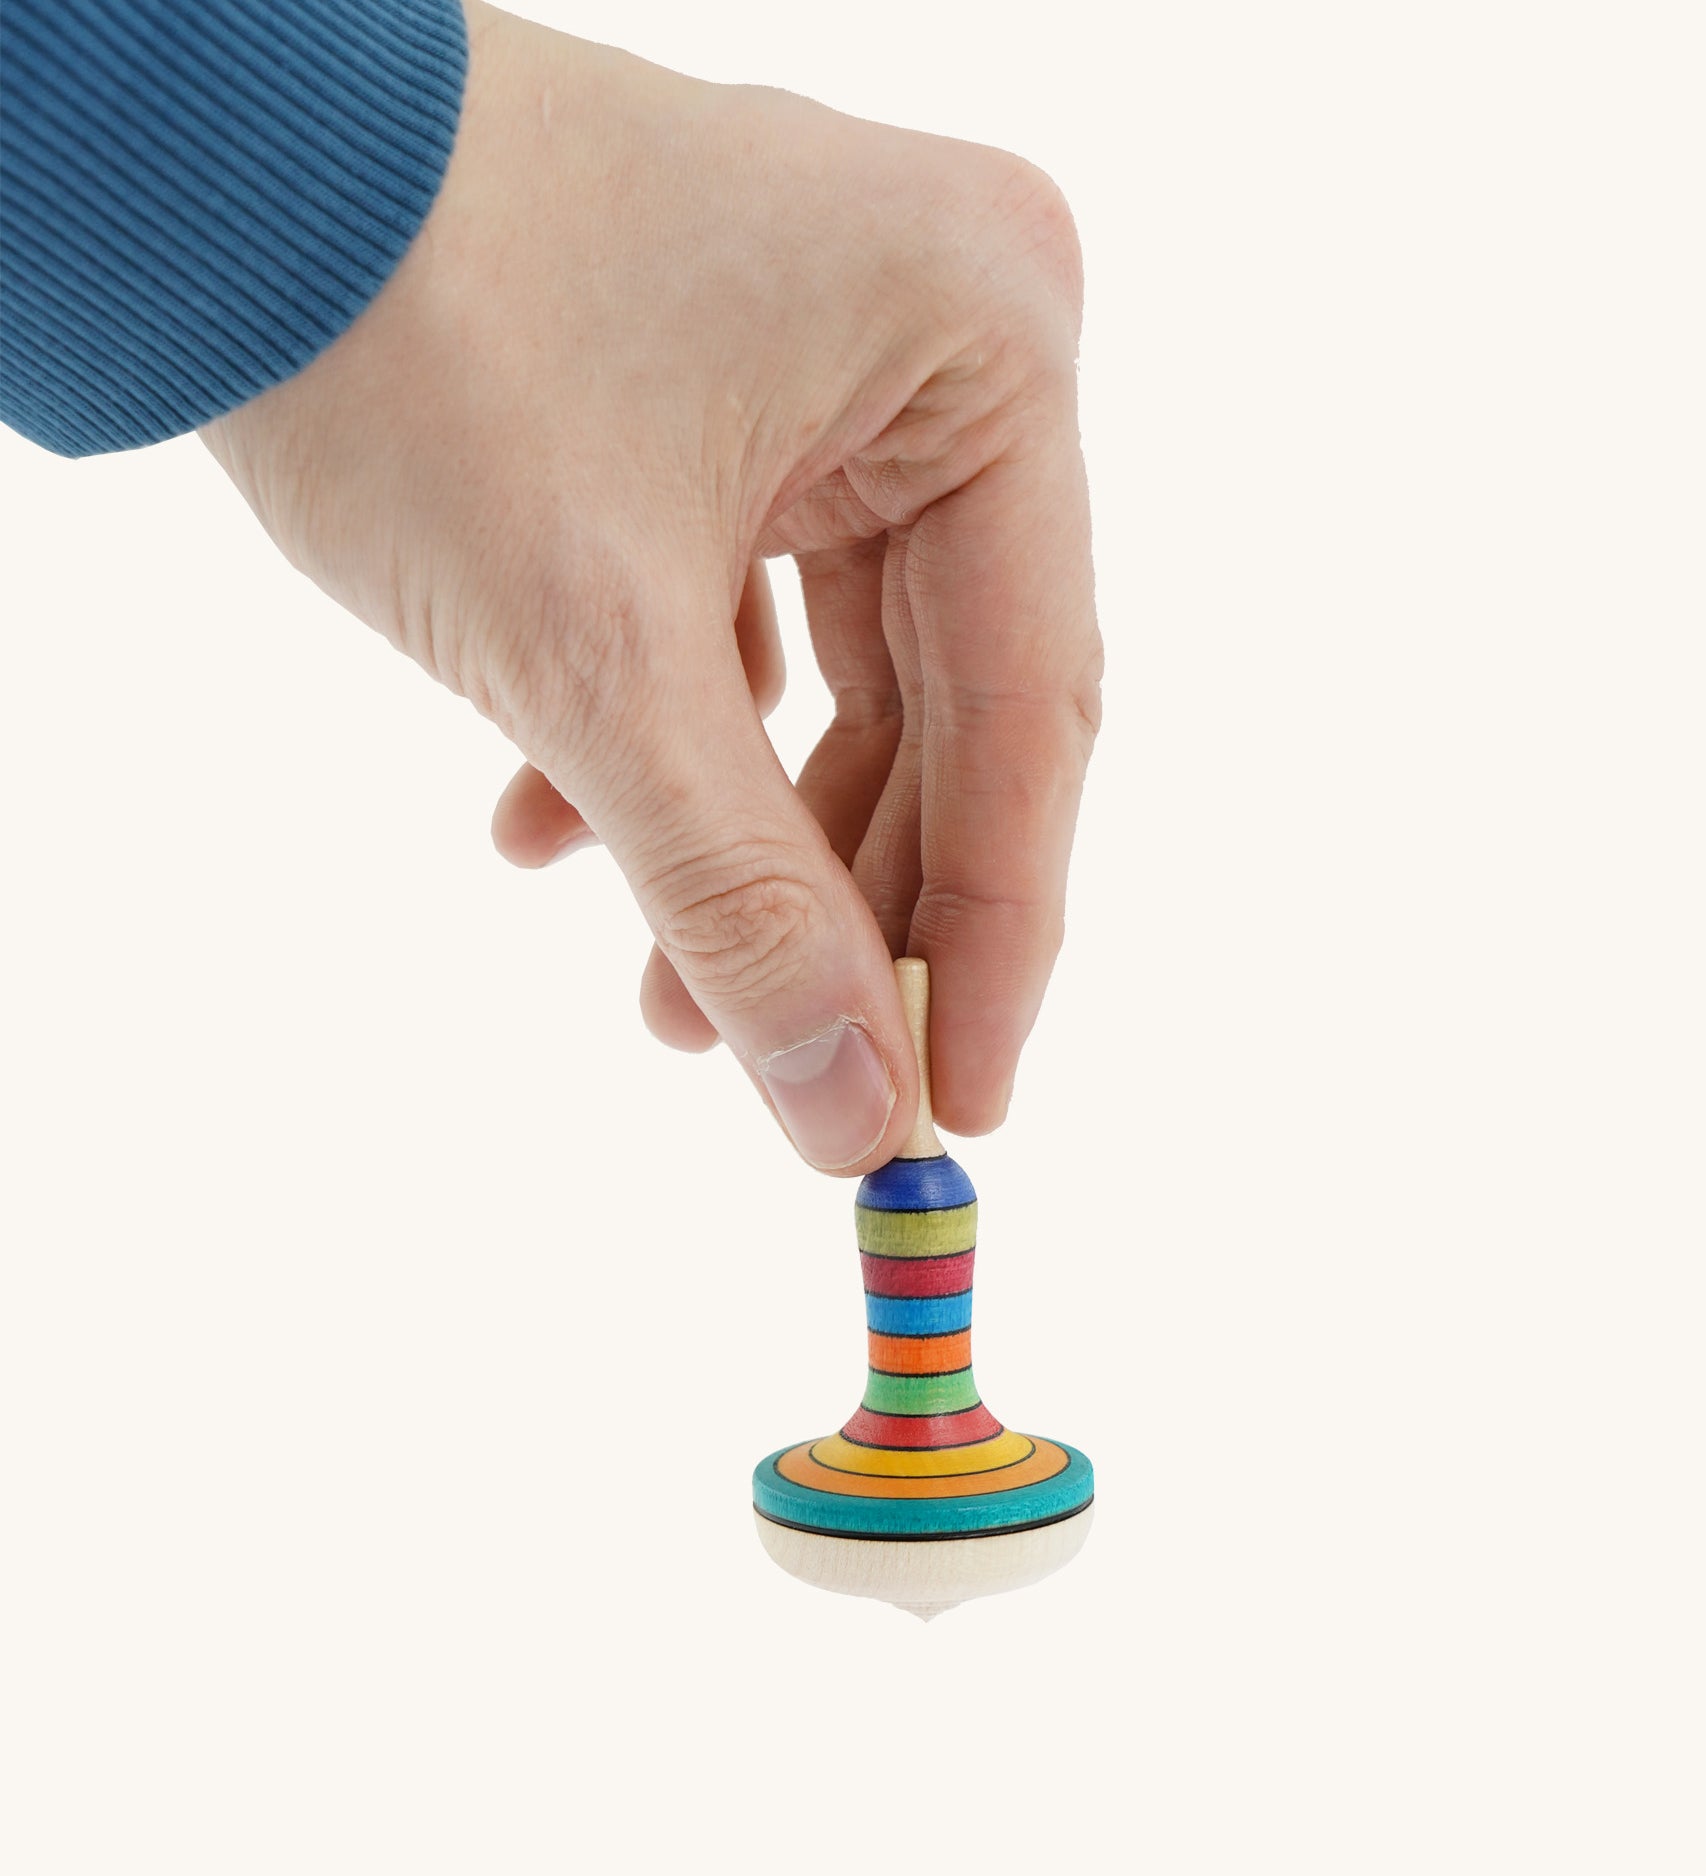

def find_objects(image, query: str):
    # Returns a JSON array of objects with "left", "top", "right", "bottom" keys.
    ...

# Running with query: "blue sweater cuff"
[{"left": 1, "top": 0, "right": 468, "bottom": 457}]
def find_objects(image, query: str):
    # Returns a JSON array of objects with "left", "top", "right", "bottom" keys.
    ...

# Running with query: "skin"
[{"left": 202, "top": 0, "right": 1100, "bottom": 1176}]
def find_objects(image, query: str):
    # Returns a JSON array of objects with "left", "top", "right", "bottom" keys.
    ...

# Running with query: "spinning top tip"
[{"left": 752, "top": 1506, "right": 1095, "bottom": 1616}]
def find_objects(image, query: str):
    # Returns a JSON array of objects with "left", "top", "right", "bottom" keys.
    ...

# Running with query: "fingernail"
[{"left": 760, "top": 1021, "right": 896, "bottom": 1171}]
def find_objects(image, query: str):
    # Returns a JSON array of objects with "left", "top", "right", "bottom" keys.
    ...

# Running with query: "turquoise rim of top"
[{"left": 752, "top": 1442, "right": 1094, "bottom": 1540}]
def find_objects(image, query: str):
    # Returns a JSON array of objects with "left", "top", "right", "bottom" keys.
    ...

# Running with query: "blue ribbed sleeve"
[{"left": 0, "top": 0, "right": 468, "bottom": 456}]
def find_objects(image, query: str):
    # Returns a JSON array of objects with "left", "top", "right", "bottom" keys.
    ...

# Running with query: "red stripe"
[
  {"left": 840, "top": 1404, "right": 1002, "bottom": 1450},
  {"left": 860, "top": 1250, "right": 976, "bottom": 1299}
]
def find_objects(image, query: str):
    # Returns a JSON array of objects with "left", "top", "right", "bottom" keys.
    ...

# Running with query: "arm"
[{"left": 0, "top": 0, "right": 465, "bottom": 454}]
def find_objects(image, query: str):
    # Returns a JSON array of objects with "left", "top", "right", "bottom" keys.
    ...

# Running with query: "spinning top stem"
[{"left": 893, "top": 957, "right": 943, "bottom": 1160}]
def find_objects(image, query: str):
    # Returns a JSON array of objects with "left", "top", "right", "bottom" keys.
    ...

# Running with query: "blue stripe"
[
  {"left": 855, "top": 1154, "right": 978, "bottom": 1213},
  {"left": 865, "top": 1290, "right": 974, "bottom": 1336}
]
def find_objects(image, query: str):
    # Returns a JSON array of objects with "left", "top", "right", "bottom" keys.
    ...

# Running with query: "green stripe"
[
  {"left": 855, "top": 1201, "right": 978, "bottom": 1258},
  {"left": 861, "top": 1368, "right": 982, "bottom": 1415}
]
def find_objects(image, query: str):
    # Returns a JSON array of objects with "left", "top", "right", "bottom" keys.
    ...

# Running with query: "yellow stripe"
[
  {"left": 775, "top": 1437, "right": 1070, "bottom": 1500},
  {"left": 807, "top": 1430, "right": 1032, "bottom": 1478},
  {"left": 855, "top": 1201, "right": 978, "bottom": 1258}
]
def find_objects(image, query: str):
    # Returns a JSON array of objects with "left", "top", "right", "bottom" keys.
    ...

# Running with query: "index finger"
[{"left": 900, "top": 420, "right": 1101, "bottom": 1133}]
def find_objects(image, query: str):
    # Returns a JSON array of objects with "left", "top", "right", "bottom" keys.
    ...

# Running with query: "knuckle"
[
  {"left": 1072, "top": 637, "right": 1106, "bottom": 749},
  {"left": 1004, "top": 157, "right": 1084, "bottom": 293},
  {"left": 652, "top": 850, "right": 821, "bottom": 1011},
  {"left": 937, "top": 676, "right": 1100, "bottom": 782},
  {"left": 912, "top": 882, "right": 1066, "bottom": 965},
  {"left": 955, "top": 149, "right": 1084, "bottom": 323},
  {"left": 832, "top": 682, "right": 907, "bottom": 736}
]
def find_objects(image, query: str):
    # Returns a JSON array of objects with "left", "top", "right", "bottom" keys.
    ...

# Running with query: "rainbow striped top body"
[{"left": 752, "top": 1152, "right": 1094, "bottom": 1540}]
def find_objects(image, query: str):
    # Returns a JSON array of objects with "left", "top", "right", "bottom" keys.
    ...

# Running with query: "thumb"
[{"left": 534, "top": 590, "right": 918, "bottom": 1175}]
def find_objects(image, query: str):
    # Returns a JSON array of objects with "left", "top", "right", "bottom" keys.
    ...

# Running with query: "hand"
[{"left": 202, "top": 0, "right": 1100, "bottom": 1174}]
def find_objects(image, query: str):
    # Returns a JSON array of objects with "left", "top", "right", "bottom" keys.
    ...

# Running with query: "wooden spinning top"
[{"left": 753, "top": 959, "right": 1094, "bottom": 1619}]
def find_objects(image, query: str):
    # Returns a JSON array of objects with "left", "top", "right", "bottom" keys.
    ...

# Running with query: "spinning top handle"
[{"left": 894, "top": 956, "right": 944, "bottom": 1160}]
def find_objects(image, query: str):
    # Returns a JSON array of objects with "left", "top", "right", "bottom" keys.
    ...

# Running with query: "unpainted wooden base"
[{"left": 753, "top": 1506, "right": 1094, "bottom": 1621}]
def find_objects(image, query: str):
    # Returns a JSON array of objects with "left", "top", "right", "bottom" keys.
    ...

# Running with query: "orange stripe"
[
  {"left": 775, "top": 1437, "right": 1070, "bottom": 1500},
  {"left": 866, "top": 1329, "right": 973, "bottom": 1375}
]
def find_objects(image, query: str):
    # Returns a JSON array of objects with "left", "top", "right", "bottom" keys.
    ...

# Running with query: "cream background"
[{"left": 2, "top": 2, "right": 1701, "bottom": 1870}]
